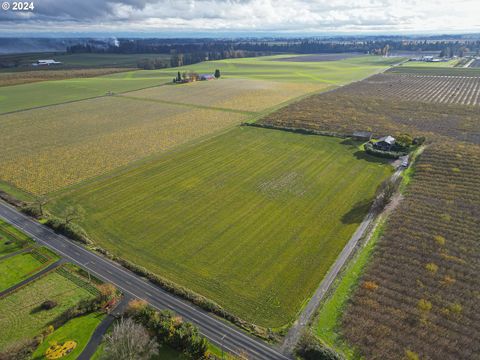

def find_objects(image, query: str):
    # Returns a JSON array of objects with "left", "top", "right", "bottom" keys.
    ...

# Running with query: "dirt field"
[{"left": 275, "top": 53, "right": 363, "bottom": 62}]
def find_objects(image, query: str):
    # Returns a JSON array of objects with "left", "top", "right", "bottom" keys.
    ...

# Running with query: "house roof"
[{"left": 377, "top": 135, "right": 396, "bottom": 144}]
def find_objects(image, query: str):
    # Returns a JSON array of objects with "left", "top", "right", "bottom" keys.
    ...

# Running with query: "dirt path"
[{"left": 281, "top": 165, "right": 405, "bottom": 353}]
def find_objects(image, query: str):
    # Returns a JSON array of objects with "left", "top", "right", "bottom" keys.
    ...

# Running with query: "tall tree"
[
  {"left": 102, "top": 318, "right": 159, "bottom": 360},
  {"left": 62, "top": 205, "right": 85, "bottom": 225}
]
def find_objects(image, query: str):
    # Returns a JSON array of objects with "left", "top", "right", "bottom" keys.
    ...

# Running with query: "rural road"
[
  {"left": 281, "top": 165, "right": 405, "bottom": 352},
  {"left": 0, "top": 201, "right": 290, "bottom": 360}
]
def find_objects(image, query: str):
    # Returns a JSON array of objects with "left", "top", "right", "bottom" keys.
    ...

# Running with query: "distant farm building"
[
  {"left": 373, "top": 135, "right": 396, "bottom": 151},
  {"left": 32, "top": 59, "right": 62, "bottom": 66}
]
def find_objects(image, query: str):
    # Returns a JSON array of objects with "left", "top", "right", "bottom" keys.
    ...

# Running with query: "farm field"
[
  {"left": 274, "top": 53, "right": 364, "bottom": 62},
  {"left": 342, "top": 143, "right": 480, "bottom": 359},
  {"left": 400, "top": 59, "right": 459, "bottom": 67},
  {"left": 0, "top": 54, "right": 400, "bottom": 113},
  {"left": 0, "top": 218, "right": 32, "bottom": 256},
  {"left": 0, "top": 68, "right": 132, "bottom": 87},
  {"left": 0, "top": 267, "right": 98, "bottom": 350},
  {"left": 469, "top": 59, "right": 480, "bottom": 67},
  {"left": 0, "top": 248, "right": 58, "bottom": 291},
  {"left": 388, "top": 65, "right": 480, "bottom": 76},
  {"left": 31, "top": 312, "right": 106, "bottom": 360},
  {"left": 48, "top": 127, "right": 393, "bottom": 327},
  {"left": 0, "top": 55, "right": 399, "bottom": 195},
  {"left": 126, "top": 78, "right": 327, "bottom": 112},
  {"left": 342, "top": 73, "right": 480, "bottom": 106},
  {"left": 0, "top": 52, "right": 170, "bottom": 69},
  {"left": 0, "top": 96, "right": 247, "bottom": 194},
  {"left": 260, "top": 72, "right": 480, "bottom": 144}
]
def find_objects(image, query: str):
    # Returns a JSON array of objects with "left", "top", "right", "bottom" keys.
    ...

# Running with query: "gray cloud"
[{"left": 0, "top": 0, "right": 479, "bottom": 33}]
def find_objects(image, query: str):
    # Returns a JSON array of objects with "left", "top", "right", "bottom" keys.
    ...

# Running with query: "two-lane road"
[{"left": 0, "top": 201, "right": 289, "bottom": 360}]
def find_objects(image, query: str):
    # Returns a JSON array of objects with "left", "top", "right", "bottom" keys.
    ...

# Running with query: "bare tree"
[
  {"left": 62, "top": 205, "right": 85, "bottom": 225},
  {"left": 102, "top": 318, "right": 159, "bottom": 360}
]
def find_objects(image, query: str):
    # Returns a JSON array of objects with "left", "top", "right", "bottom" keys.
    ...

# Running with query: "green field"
[
  {"left": 50, "top": 127, "right": 393, "bottom": 327},
  {"left": 32, "top": 312, "right": 105, "bottom": 360},
  {"left": 0, "top": 248, "right": 58, "bottom": 291},
  {"left": 0, "top": 52, "right": 170, "bottom": 69},
  {"left": 0, "top": 268, "right": 96, "bottom": 350},
  {"left": 0, "top": 218, "right": 32, "bottom": 256},
  {"left": 0, "top": 55, "right": 400, "bottom": 114},
  {"left": 400, "top": 59, "right": 460, "bottom": 67}
]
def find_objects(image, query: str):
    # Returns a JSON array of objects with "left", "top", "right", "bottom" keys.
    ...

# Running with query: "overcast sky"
[{"left": 1, "top": 0, "right": 480, "bottom": 36}]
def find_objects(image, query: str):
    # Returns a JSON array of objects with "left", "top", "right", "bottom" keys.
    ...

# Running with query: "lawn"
[
  {"left": 0, "top": 268, "right": 96, "bottom": 350},
  {"left": 0, "top": 218, "right": 32, "bottom": 256},
  {"left": 31, "top": 312, "right": 106, "bottom": 360},
  {"left": 50, "top": 127, "right": 393, "bottom": 327},
  {"left": 0, "top": 55, "right": 400, "bottom": 114},
  {"left": 0, "top": 248, "right": 59, "bottom": 292}
]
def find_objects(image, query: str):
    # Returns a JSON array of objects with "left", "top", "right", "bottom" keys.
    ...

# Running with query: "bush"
[
  {"left": 20, "top": 205, "right": 42, "bottom": 219},
  {"left": 126, "top": 303, "right": 209, "bottom": 359},
  {"left": 44, "top": 216, "right": 92, "bottom": 245},
  {"left": 40, "top": 300, "right": 58, "bottom": 310},
  {"left": 296, "top": 331, "right": 344, "bottom": 360},
  {"left": 364, "top": 142, "right": 408, "bottom": 159},
  {"left": 0, "top": 338, "right": 39, "bottom": 360}
]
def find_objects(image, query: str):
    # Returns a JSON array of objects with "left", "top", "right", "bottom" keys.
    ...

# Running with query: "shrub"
[
  {"left": 425, "top": 263, "right": 438, "bottom": 273},
  {"left": 21, "top": 205, "right": 42, "bottom": 219},
  {"left": 44, "top": 216, "right": 92, "bottom": 245},
  {"left": 417, "top": 299, "right": 432, "bottom": 312},
  {"left": 405, "top": 349, "right": 420, "bottom": 360},
  {"left": 296, "top": 331, "right": 344, "bottom": 360},
  {"left": 362, "top": 281, "right": 379, "bottom": 291},
  {"left": 434, "top": 235, "right": 446, "bottom": 246},
  {"left": 449, "top": 302, "right": 462, "bottom": 314},
  {"left": 40, "top": 300, "right": 58, "bottom": 310},
  {"left": 364, "top": 142, "right": 408, "bottom": 159},
  {"left": 0, "top": 338, "right": 39, "bottom": 360}
]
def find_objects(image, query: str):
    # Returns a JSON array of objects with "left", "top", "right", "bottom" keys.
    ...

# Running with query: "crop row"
[
  {"left": 341, "top": 143, "right": 480, "bottom": 360},
  {"left": 342, "top": 73, "right": 480, "bottom": 106}
]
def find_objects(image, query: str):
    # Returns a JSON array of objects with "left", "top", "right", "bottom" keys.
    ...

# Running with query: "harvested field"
[
  {"left": 275, "top": 53, "right": 363, "bottom": 62},
  {"left": 49, "top": 127, "right": 393, "bottom": 328},
  {"left": 126, "top": 78, "right": 326, "bottom": 112},
  {"left": 0, "top": 96, "right": 246, "bottom": 194},
  {"left": 0, "top": 267, "right": 96, "bottom": 350},
  {"left": 343, "top": 73, "right": 480, "bottom": 106},
  {"left": 0, "top": 68, "right": 132, "bottom": 87},
  {"left": 341, "top": 143, "right": 480, "bottom": 360}
]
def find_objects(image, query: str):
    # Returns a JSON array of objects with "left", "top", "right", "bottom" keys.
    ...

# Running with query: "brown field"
[
  {"left": 0, "top": 96, "right": 246, "bottom": 194},
  {"left": 275, "top": 53, "right": 363, "bottom": 62},
  {"left": 0, "top": 68, "right": 132, "bottom": 87},
  {"left": 126, "top": 78, "right": 326, "bottom": 112},
  {"left": 342, "top": 73, "right": 480, "bottom": 106},
  {"left": 342, "top": 142, "right": 480, "bottom": 360}
]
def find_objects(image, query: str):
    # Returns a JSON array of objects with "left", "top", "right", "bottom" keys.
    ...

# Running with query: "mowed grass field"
[
  {"left": 0, "top": 55, "right": 400, "bottom": 113},
  {"left": 50, "top": 127, "right": 393, "bottom": 327},
  {"left": 0, "top": 248, "right": 58, "bottom": 291},
  {"left": 0, "top": 268, "right": 96, "bottom": 350}
]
